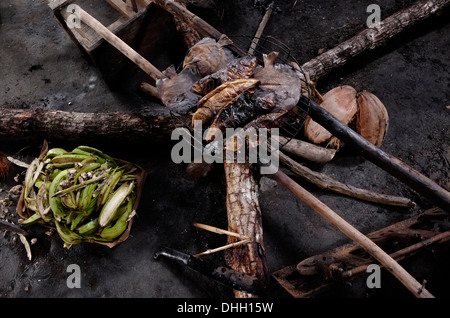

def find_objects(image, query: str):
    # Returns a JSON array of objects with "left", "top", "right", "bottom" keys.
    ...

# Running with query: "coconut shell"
[
  {"left": 356, "top": 91, "right": 389, "bottom": 147},
  {"left": 304, "top": 85, "right": 358, "bottom": 144}
]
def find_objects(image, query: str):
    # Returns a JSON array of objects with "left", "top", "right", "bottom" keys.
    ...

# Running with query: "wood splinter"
[{"left": 192, "top": 223, "right": 252, "bottom": 257}]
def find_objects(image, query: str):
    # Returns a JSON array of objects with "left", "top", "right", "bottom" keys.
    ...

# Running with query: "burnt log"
[
  {"left": 0, "top": 107, "right": 187, "bottom": 143},
  {"left": 223, "top": 162, "right": 268, "bottom": 298},
  {"left": 302, "top": 0, "right": 450, "bottom": 82}
]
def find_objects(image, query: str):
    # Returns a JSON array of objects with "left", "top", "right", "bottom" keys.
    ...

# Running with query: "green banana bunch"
[{"left": 20, "top": 145, "right": 140, "bottom": 248}]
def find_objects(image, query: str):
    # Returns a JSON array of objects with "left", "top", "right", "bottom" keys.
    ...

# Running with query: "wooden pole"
[
  {"left": 248, "top": 2, "right": 275, "bottom": 55},
  {"left": 270, "top": 166, "right": 435, "bottom": 298},
  {"left": 73, "top": 5, "right": 166, "bottom": 81}
]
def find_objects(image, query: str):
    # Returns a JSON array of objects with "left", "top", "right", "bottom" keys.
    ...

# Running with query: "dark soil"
[{"left": 0, "top": 0, "right": 449, "bottom": 300}]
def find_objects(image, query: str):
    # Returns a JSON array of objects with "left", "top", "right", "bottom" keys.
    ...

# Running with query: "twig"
[
  {"left": 140, "top": 82, "right": 160, "bottom": 99},
  {"left": 192, "top": 223, "right": 252, "bottom": 257},
  {"left": 341, "top": 230, "right": 450, "bottom": 279},
  {"left": 248, "top": 2, "right": 275, "bottom": 55},
  {"left": 279, "top": 151, "right": 416, "bottom": 208},
  {"left": 194, "top": 239, "right": 253, "bottom": 257},
  {"left": 193, "top": 222, "right": 251, "bottom": 240}
]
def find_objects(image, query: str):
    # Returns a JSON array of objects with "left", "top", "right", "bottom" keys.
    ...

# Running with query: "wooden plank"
[
  {"left": 46, "top": 0, "right": 76, "bottom": 11},
  {"left": 134, "top": 0, "right": 151, "bottom": 7},
  {"left": 105, "top": 0, "right": 137, "bottom": 18}
]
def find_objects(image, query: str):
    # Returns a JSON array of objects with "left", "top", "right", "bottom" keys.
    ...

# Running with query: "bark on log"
[
  {"left": 223, "top": 162, "right": 268, "bottom": 298},
  {"left": 302, "top": 0, "right": 450, "bottom": 82},
  {"left": 0, "top": 107, "right": 187, "bottom": 142}
]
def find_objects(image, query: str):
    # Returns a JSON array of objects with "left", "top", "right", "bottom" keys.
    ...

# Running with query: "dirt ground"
[{"left": 0, "top": 0, "right": 449, "bottom": 299}]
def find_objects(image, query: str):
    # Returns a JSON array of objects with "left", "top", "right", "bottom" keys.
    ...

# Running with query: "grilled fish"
[
  {"left": 156, "top": 65, "right": 202, "bottom": 115},
  {"left": 183, "top": 35, "right": 235, "bottom": 76},
  {"left": 252, "top": 51, "right": 303, "bottom": 113},
  {"left": 192, "top": 55, "right": 258, "bottom": 95},
  {"left": 205, "top": 95, "right": 274, "bottom": 142},
  {"left": 192, "top": 78, "right": 260, "bottom": 127}
]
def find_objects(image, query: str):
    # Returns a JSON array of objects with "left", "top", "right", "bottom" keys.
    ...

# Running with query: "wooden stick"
[
  {"left": 73, "top": 5, "right": 166, "bottom": 81},
  {"left": 279, "top": 151, "right": 416, "bottom": 208},
  {"left": 279, "top": 136, "right": 336, "bottom": 164},
  {"left": 193, "top": 239, "right": 252, "bottom": 257},
  {"left": 270, "top": 166, "right": 434, "bottom": 298},
  {"left": 301, "top": 0, "right": 450, "bottom": 82},
  {"left": 193, "top": 222, "right": 251, "bottom": 240},
  {"left": 300, "top": 95, "right": 450, "bottom": 212},
  {"left": 248, "top": 2, "right": 274, "bottom": 55},
  {"left": 139, "top": 81, "right": 160, "bottom": 99},
  {"left": 172, "top": 0, "right": 202, "bottom": 48}
]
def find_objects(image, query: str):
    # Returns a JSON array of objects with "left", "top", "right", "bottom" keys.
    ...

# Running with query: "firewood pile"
[{"left": 1, "top": 0, "right": 450, "bottom": 299}]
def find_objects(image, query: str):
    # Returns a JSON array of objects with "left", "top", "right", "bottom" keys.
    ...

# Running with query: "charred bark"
[
  {"left": 223, "top": 162, "right": 268, "bottom": 298},
  {"left": 0, "top": 107, "right": 188, "bottom": 142}
]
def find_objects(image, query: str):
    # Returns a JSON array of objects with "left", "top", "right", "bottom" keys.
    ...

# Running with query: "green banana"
[
  {"left": 77, "top": 218, "right": 99, "bottom": 235},
  {"left": 20, "top": 212, "right": 42, "bottom": 225},
  {"left": 55, "top": 220, "right": 83, "bottom": 245},
  {"left": 100, "top": 199, "right": 133, "bottom": 241},
  {"left": 49, "top": 169, "right": 69, "bottom": 221},
  {"left": 61, "top": 192, "right": 78, "bottom": 210},
  {"left": 70, "top": 212, "right": 85, "bottom": 231},
  {"left": 71, "top": 148, "right": 93, "bottom": 156},
  {"left": 45, "top": 148, "right": 68, "bottom": 159},
  {"left": 99, "top": 169, "right": 124, "bottom": 207},
  {"left": 99, "top": 181, "right": 134, "bottom": 228},
  {"left": 78, "top": 182, "right": 98, "bottom": 211},
  {"left": 75, "top": 146, "right": 117, "bottom": 167},
  {"left": 51, "top": 154, "right": 94, "bottom": 168}
]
